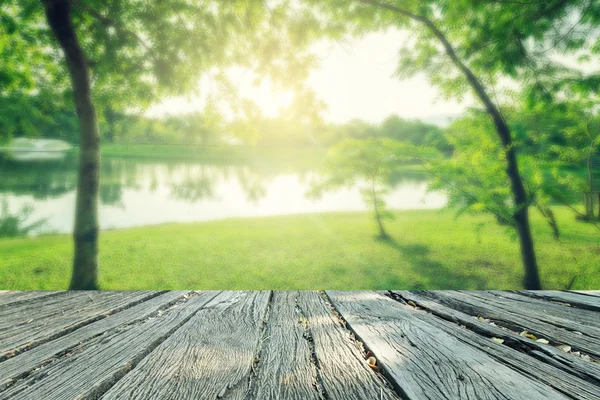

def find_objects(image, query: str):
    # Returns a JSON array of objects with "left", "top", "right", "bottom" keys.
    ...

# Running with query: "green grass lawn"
[{"left": 1, "top": 207, "right": 598, "bottom": 290}]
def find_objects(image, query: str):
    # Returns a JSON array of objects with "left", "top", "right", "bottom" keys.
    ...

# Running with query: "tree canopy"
[{"left": 2, "top": 0, "right": 326, "bottom": 110}]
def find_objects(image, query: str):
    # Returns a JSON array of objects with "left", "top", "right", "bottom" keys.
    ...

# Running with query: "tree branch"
[
  {"left": 536, "top": 0, "right": 593, "bottom": 56},
  {"left": 554, "top": 195, "right": 600, "bottom": 232},
  {"left": 414, "top": 157, "right": 514, "bottom": 226},
  {"left": 356, "top": 0, "right": 512, "bottom": 147},
  {"left": 71, "top": 0, "right": 152, "bottom": 53},
  {"left": 537, "top": 0, "right": 571, "bottom": 19}
]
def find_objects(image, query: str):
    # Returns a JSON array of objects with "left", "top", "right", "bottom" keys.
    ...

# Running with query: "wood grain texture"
[
  {"left": 0, "top": 291, "right": 63, "bottom": 307},
  {"left": 0, "top": 291, "right": 158, "bottom": 360},
  {"left": 297, "top": 291, "right": 401, "bottom": 400},
  {"left": 0, "top": 291, "right": 191, "bottom": 389},
  {"left": 569, "top": 291, "right": 600, "bottom": 298},
  {"left": 252, "top": 291, "right": 401, "bottom": 400},
  {"left": 485, "top": 291, "right": 600, "bottom": 330},
  {"left": 392, "top": 290, "right": 600, "bottom": 399},
  {"left": 252, "top": 291, "right": 322, "bottom": 400},
  {"left": 326, "top": 291, "right": 569, "bottom": 400},
  {"left": 518, "top": 291, "right": 600, "bottom": 312},
  {"left": 460, "top": 291, "right": 600, "bottom": 339},
  {"left": 101, "top": 291, "right": 271, "bottom": 400},
  {"left": 0, "top": 291, "right": 218, "bottom": 400},
  {"left": 0, "top": 291, "right": 597, "bottom": 399},
  {"left": 418, "top": 291, "right": 600, "bottom": 358}
]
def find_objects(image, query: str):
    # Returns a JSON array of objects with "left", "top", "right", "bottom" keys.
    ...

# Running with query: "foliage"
[
  {"left": 1, "top": 91, "right": 450, "bottom": 150},
  {"left": 427, "top": 110, "right": 563, "bottom": 239},
  {"left": 0, "top": 0, "right": 344, "bottom": 150},
  {"left": 378, "top": 115, "right": 451, "bottom": 153},
  {"left": 549, "top": 100, "right": 600, "bottom": 191},
  {"left": 0, "top": 90, "right": 79, "bottom": 143},
  {"left": 236, "top": 114, "right": 447, "bottom": 149},
  {"left": 301, "top": 0, "right": 600, "bottom": 189},
  {"left": 2, "top": 0, "right": 325, "bottom": 112},
  {"left": 506, "top": 97, "right": 600, "bottom": 207}
]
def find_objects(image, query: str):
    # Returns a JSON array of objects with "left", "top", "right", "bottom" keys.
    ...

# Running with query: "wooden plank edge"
[
  {"left": 0, "top": 291, "right": 165, "bottom": 362},
  {"left": 321, "top": 291, "right": 411, "bottom": 400},
  {"left": 0, "top": 291, "right": 222, "bottom": 399},
  {"left": 515, "top": 291, "right": 600, "bottom": 312},
  {"left": 0, "top": 291, "right": 67, "bottom": 309},
  {"left": 389, "top": 291, "right": 600, "bottom": 387},
  {"left": 0, "top": 291, "right": 196, "bottom": 389}
]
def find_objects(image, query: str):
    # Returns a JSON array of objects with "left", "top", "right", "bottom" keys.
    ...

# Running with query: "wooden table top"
[{"left": 0, "top": 290, "right": 599, "bottom": 399}]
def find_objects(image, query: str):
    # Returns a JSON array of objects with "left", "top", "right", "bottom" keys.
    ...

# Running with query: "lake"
[{"left": 0, "top": 152, "right": 446, "bottom": 235}]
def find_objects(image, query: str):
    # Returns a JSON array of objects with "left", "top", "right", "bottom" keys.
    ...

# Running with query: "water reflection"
[
  {"left": 0, "top": 155, "right": 446, "bottom": 235},
  {"left": 0, "top": 154, "right": 78, "bottom": 200},
  {"left": 170, "top": 164, "right": 217, "bottom": 202},
  {"left": 234, "top": 167, "right": 268, "bottom": 205},
  {"left": 0, "top": 199, "right": 48, "bottom": 237}
]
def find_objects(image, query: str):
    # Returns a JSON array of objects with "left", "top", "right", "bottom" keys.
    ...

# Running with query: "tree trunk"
[
  {"left": 424, "top": 13, "right": 542, "bottom": 289},
  {"left": 371, "top": 176, "right": 388, "bottom": 238},
  {"left": 587, "top": 154, "right": 593, "bottom": 192},
  {"left": 104, "top": 107, "right": 117, "bottom": 143},
  {"left": 358, "top": 0, "right": 542, "bottom": 288},
  {"left": 42, "top": 0, "right": 101, "bottom": 290}
]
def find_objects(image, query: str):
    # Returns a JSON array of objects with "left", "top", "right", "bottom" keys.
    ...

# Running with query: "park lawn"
[{"left": 0, "top": 207, "right": 598, "bottom": 290}]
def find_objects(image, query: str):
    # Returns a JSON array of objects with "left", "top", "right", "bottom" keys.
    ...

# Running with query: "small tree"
[{"left": 311, "top": 137, "right": 427, "bottom": 238}]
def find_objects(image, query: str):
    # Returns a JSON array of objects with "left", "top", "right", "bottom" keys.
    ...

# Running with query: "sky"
[{"left": 148, "top": 30, "right": 473, "bottom": 126}]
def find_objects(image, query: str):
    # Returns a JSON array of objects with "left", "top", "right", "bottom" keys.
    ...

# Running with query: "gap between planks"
[
  {"left": 326, "top": 291, "right": 588, "bottom": 400},
  {"left": 0, "top": 291, "right": 221, "bottom": 400},
  {"left": 0, "top": 291, "right": 197, "bottom": 390},
  {"left": 3, "top": 291, "right": 598, "bottom": 400},
  {"left": 388, "top": 290, "right": 600, "bottom": 400}
]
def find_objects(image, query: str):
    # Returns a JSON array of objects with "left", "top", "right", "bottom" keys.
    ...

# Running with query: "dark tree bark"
[
  {"left": 359, "top": 0, "right": 542, "bottom": 289},
  {"left": 42, "top": 0, "right": 101, "bottom": 289}
]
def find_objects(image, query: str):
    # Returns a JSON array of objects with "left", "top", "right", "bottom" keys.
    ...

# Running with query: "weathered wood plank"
[
  {"left": 418, "top": 291, "right": 600, "bottom": 358},
  {"left": 252, "top": 291, "right": 322, "bottom": 400},
  {"left": 0, "top": 291, "right": 158, "bottom": 360},
  {"left": 392, "top": 290, "right": 600, "bottom": 398},
  {"left": 569, "top": 291, "right": 600, "bottom": 298},
  {"left": 518, "top": 291, "right": 600, "bottom": 312},
  {"left": 485, "top": 291, "right": 600, "bottom": 330},
  {"left": 461, "top": 291, "right": 600, "bottom": 339},
  {"left": 252, "top": 291, "right": 401, "bottom": 400},
  {"left": 101, "top": 291, "right": 271, "bottom": 400},
  {"left": 0, "top": 291, "right": 63, "bottom": 307},
  {"left": 0, "top": 290, "right": 191, "bottom": 389},
  {"left": 327, "top": 291, "right": 569, "bottom": 400},
  {"left": 0, "top": 291, "right": 218, "bottom": 400},
  {"left": 297, "top": 291, "right": 401, "bottom": 400}
]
